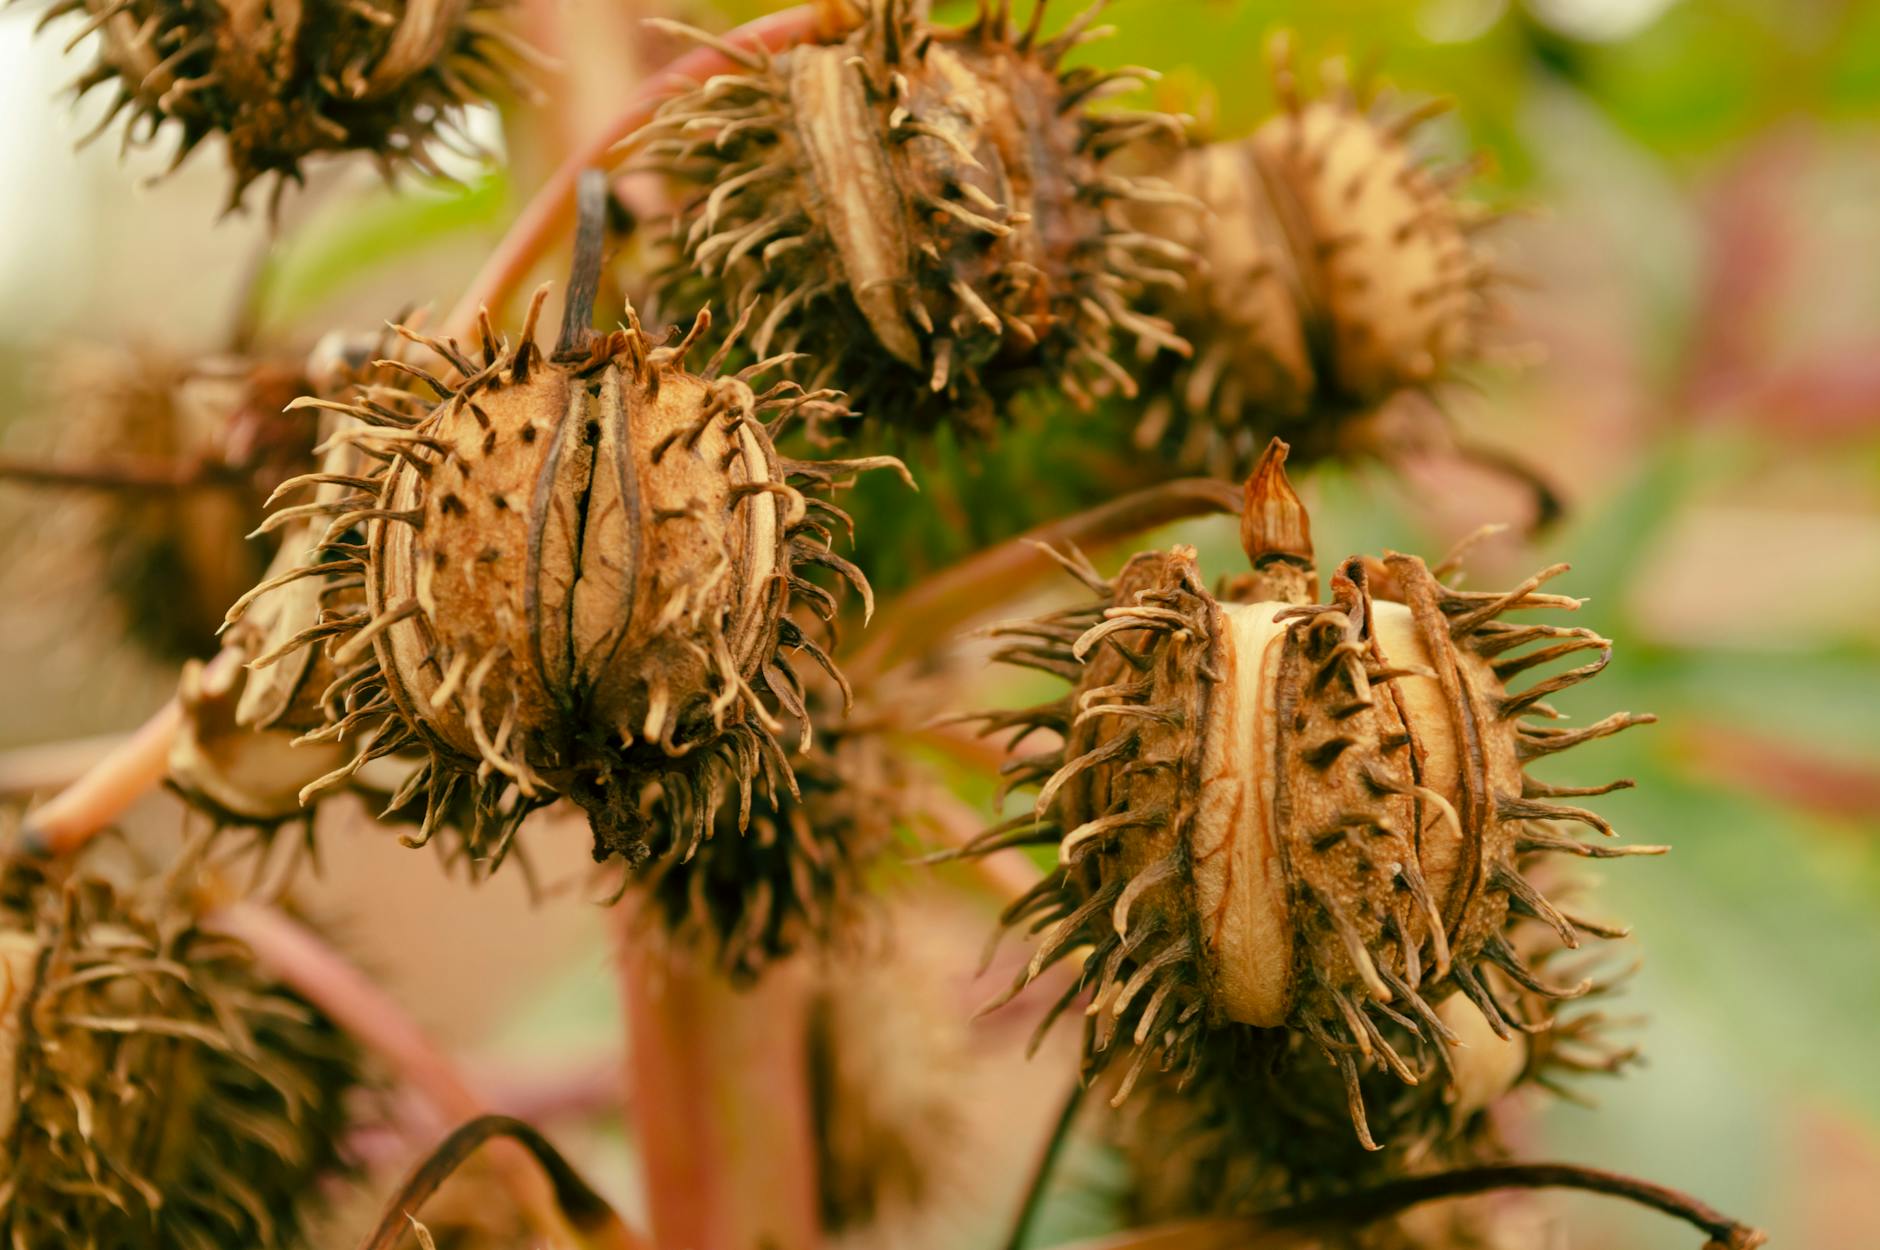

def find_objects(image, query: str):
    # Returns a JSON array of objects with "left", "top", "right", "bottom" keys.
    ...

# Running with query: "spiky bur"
[
  {"left": 960, "top": 439, "right": 1659, "bottom": 1148},
  {"left": 633, "top": 0, "right": 1193, "bottom": 437},
  {"left": 1131, "top": 38, "right": 1502, "bottom": 478},
  {"left": 28, "top": 0, "right": 532, "bottom": 211},
  {"left": 19, "top": 346, "right": 315, "bottom": 660},
  {"left": 0, "top": 857, "right": 360, "bottom": 1248},
  {"left": 228, "top": 184, "right": 906, "bottom": 874},
  {"left": 635, "top": 679, "right": 913, "bottom": 981}
]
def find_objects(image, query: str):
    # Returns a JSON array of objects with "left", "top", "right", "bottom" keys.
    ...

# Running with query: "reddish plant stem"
[
  {"left": 614, "top": 902, "right": 822, "bottom": 1250},
  {"left": 443, "top": 5, "right": 824, "bottom": 341},
  {"left": 210, "top": 901, "right": 615, "bottom": 1248},
  {"left": 18, "top": 647, "right": 244, "bottom": 856},
  {"left": 848, "top": 478, "right": 1242, "bottom": 680}
]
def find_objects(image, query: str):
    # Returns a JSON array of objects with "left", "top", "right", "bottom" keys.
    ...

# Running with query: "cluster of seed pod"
[
  {"left": 33, "top": 0, "right": 530, "bottom": 209},
  {"left": 227, "top": 182, "right": 906, "bottom": 882},
  {"left": 0, "top": 855, "right": 360, "bottom": 1248},
  {"left": 634, "top": 0, "right": 1193, "bottom": 436},
  {"left": 963, "top": 439, "right": 1658, "bottom": 1145},
  {"left": 1132, "top": 37, "right": 1501, "bottom": 478}
]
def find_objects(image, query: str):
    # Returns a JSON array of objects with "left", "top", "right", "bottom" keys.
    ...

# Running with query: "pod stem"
[
  {"left": 355, "top": 1114, "right": 644, "bottom": 1250},
  {"left": 442, "top": 5, "right": 827, "bottom": 342},
  {"left": 1002, "top": 1079, "right": 1088, "bottom": 1250},
  {"left": 1256, "top": 1161, "right": 1768, "bottom": 1249},
  {"left": 849, "top": 477, "right": 1242, "bottom": 680},
  {"left": 554, "top": 169, "right": 609, "bottom": 359}
]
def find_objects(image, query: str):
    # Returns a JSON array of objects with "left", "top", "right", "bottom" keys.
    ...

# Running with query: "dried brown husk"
[
  {"left": 228, "top": 288, "right": 905, "bottom": 875},
  {"left": 1133, "top": 40, "right": 1501, "bottom": 479},
  {"left": 962, "top": 440, "right": 1657, "bottom": 1147},
  {"left": 0, "top": 857, "right": 360, "bottom": 1249},
  {"left": 32, "top": 0, "right": 532, "bottom": 211},
  {"left": 635, "top": 676, "right": 917, "bottom": 980},
  {"left": 634, "top": 0, "right": 1192, "bottom": 437}
]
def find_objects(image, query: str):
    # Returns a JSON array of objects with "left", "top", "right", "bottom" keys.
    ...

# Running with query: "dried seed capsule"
[
  {"left": 635, "top": 0, "right": 1191, "bottom": 435},
  {"left": 0, "top": 858, "right": 359, "bottom": 1248},
  {"left": 33, "top": 0, "right": 529, "bottom": 210},
  {"left": 1135, "top": 39, "right": 1500, "bottom": 477},
  {"left": 635, "top": 678, "right": 914, "bottom": 979},
  {"left": 966, "top": 438, "right": 1657, "bottom": 1145},
  {"left": 230, "top": 192, "right": 905, "bottom": 870}
]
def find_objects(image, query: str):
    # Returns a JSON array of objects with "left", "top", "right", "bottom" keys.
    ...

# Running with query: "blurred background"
[{"left": 1, "top": 0, "right": 1877, "bottom": 1247}]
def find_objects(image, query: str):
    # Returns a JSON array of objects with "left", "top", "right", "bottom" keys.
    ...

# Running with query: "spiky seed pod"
[
  {"left": 0, "top": 858, "right": 360, "bottom": 1249},
  {"left": 31, "top": 0, "right": 529, "bottom": 210},
  {"left": 635, "top": 0, "right": 1192, "bottom": 436},
  {"left": 965, "top": 439, "right": 1658, "bottom": 1146},
  {"left": 636, "top": 679, "right": 914, "bottom": 980},
  {"left": 230, "top": 193, "right": 905, "bottom": 870},
  {"left": 1134, "top": 39, "right": 1498, "bottom": 476}
]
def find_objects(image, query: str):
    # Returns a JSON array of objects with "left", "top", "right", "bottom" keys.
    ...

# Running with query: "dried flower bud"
[
  {"left": 34, "top": 0, "right": 530, "bottom": 210},
  {"left": 0, "top": 859, "right": 359, "bottom": 1247},
  {"left": 634, "top": 0, "right": 1191, "bottom": 435},
  {"left": 1135, "top": 38, "right": 1499, "bottom": 476},
  {"left": 230, "top": 221, "right": 906, "bottom": 870},
  {"left": 636, "top": 679, "right": 915, "bottom": 979},
  {"left": 966, "top": 439, "right": 1658, "bottom": 1146}
]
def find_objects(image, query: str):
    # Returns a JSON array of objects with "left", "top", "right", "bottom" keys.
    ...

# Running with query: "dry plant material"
[
  {"left": 32, "top": 0, "right": 532, "bottom": 210},
  {"left": 963, "top": 439, "right": 1658, "bottom": 1146},
  {"left": 227, "top": 175, "right": 906, "bottom": 875},
  {"left": 1135, "top": 38, "right": 1500, "bottom": 475},
  {"left": 634, "top": 0, "right": 1191, "bottom": 435},
  {"left": 0, "top": 858, "right": 359, "bottom": 1248},
  {"left": 636, "top": 679, "right": 914, "bottom": 979}
]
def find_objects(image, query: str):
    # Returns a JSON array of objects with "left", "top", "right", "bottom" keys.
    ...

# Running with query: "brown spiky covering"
[
  {"left": 30, "top": 346, "right": 314, "bottom": 661},
  {"left": 1134, "top": 42, "right": 1498, "bottom": 476},
  {"left": 637, "top": 681, "right": 912, "bottom": 981},
  {"left": 635, "top": 0, "right": 1191, "bottom": 436},
  {"left": 962, "top": 440, "right": 1657, "bottom": 1147},
  {"left": 31, "top": 0, "right": 528, "bottom": 210},
  {"left": 227, "top": 289, "right": 905, "bottom": 875},
  {"left": 0, "top": 860, "right": 359, "bottom": 1249}
]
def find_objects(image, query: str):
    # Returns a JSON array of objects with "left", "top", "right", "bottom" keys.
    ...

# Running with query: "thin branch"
[
  {"left": 442, "top": 5, "right": 824, "bottom": 341},
  {"left": 1003, "top": 1080, "right": 1087, "bottom": 1250},
  {"left": 356, "top": 1114, "right": 643, "bottom": 1250},
  {"left": 18, "top": 647, "right": 246, "bottom": 855},
  {"left": 0, "top": 453, "right": 245, "bottom": 493},
  {"left": 848, "top": 478, "right": 1242, "bottom": 680},
  {"left": 1257, "top": 1161, "right": 1768, "bottom": 1249}
]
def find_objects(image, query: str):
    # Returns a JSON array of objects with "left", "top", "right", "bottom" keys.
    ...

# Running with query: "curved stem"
[
  {"left": 848, "top": 477, "right": 1242, "bottom": 680},
  {"left": 1258, "top": 1161, "right": 1767, "bottom": 1249},
  {"left": 18, "top": 648, "right": 245, "bottom": 856},
  {"left": 1002, "top": 1080, "right": 1086, "bottom": 1250},
  {"left": 356, "top": 1114, "right": 643, "bottom": 1250},
  {"left": 210, "top": 901, "right": 616, "bottom": 1248},
  {"left": 442, "top": 5, "right": 823, "bottom": 341}
]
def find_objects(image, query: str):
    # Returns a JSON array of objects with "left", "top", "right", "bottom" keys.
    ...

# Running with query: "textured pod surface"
[
  {"left": 33, "top": 0, "right": 527, "bottom": 209},
  {"left": 636, "top": 0, "right": 1191, "bottom": 435},
  {"left": 966, "top": 440, "right": 1657, "bottom": 1145},
  {"left": 1135, "top": 43, "right": 1497, "bottom": 476},
  {"left": 636, "top": 678, "right": 915, "bottom": 980},
  {"left": 229, "top": 290, "right": 903, "bottom": 872},
  {"left": 0, "top": 860, "right": 359, "bottom": 1249}
]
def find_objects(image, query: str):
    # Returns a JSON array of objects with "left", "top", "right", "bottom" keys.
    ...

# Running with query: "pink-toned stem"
[
  {"left": 615, "top": 903, "right": 823, "bottom": 1250},
  {"left": 848, "top": 478, "right": 1242, "bottom": 680},
  {"left": 19, "top": 647, "right": 243, "bottom": 856},
  {"left": 443, "top": 5, "right": 824, "bottom": 341},
  {"left": 209, "top": 901, "right": 612, "bottom": 1248}
]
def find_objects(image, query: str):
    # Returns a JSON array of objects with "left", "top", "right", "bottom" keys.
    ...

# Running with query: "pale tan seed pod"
[
  {"left": 965, "top": 439, "right": 1659, "bottom": 1146},
  {"left": 0, "top": 857, "right": 360, "bottom": 1248},
  {"left": 228, "top": 192, "right": 907, "bottom": 871},
  {"left": 1135, "top": 38, "right": 1501, "bottom": 477},
  {"left": 33, "top": 0, "right": 533, "bottom": 211},
  {"left": 634, "top": 0, "right": 1192, "bottom": 435}
]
